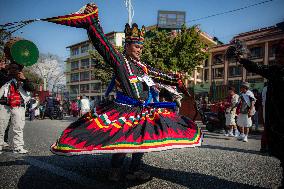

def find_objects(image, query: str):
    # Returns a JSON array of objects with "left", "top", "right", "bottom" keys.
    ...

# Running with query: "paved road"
[{"left": 0, "top": 117, "right": 282, "bottom": 189}]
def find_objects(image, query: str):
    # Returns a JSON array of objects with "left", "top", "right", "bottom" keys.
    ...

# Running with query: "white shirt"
[{"left": 80, "top": 98, "right": 90, "bottom": 112}]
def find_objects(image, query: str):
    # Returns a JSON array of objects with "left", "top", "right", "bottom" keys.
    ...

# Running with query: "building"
[
  {"left": 65, "top": 31, "right": 125, "bottom": 101},
  {"left": 203, "top": 22, "right": 284, "bottom": 89}
]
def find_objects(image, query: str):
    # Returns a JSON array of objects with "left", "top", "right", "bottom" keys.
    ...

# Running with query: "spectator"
[
  {"left": 45, "top": 95, "right": 55, "bottom": 119},
  {"left": 236, "top": 39, "right": 284, "bottom": 186},
  {"left": 80, "top": 95, "right": 90, "bottom": 115},
  {"left": 62, "top": 99, "right": 70, "bottom": 116},
  {"left": 237, "top": 82, "right": 256, "bottom": 142},
  {"left": 39, "top": 103, "right": 46, "bottom": 119},
  {"left": 71, "top": 100, "right": 79, "bottom": 117},
  {"left": 90, "top": 96, "right": 96, "bottom": 113},
  {"left": 0, "top": 57, "right": 34, "bottom": 154},
  {"left": 224, "top": 87, "right": 239, "bottom": 137}
]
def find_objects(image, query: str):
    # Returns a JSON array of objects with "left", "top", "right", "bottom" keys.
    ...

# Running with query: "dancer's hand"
[{"left": 84, "top": 3, "right": 98, "bottom": 14}]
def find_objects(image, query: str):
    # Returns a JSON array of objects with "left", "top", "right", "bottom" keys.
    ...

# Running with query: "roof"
[{"left": 66, "top": 31, "right": 124, "bottom": 48}]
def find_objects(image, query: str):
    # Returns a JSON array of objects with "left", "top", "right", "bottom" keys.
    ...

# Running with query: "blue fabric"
[
  {"left": 115, "top": 92, "right": 176, "bottom": 109},
  {"left": 105, "top": 74, "right": 116, "bottom": 97}
]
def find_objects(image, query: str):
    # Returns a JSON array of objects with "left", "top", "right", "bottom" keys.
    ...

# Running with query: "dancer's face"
[{"left": 125, "top": 43, "right": 143, "bottom": 61}]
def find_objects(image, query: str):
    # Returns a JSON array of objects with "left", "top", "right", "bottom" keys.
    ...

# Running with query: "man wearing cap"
[
  {"left": 0, "top": 57, "right": 34, "bottom": 154},
  {"left": 236, "top": 82, "right": 256, "bottom": 142}
]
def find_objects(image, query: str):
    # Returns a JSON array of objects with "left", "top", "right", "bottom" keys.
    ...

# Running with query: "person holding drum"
[{"left": 0, "top": 38, "right": 37, "bottom": 154}]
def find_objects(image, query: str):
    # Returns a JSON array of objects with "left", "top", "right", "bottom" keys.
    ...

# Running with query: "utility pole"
[{"left": 125, "top": 0, "right": 134, "bottom": 25}]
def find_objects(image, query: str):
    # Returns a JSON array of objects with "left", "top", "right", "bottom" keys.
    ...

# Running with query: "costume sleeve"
[
  {"left": 146, "top": 65, "right": 190, "bottom": 96},
  {"left": 145, "top": 65, "right": 179, "bottom": 85},
  {"left": 239, "top": 58, "right": 283, "bottom": 81},
  {"left": 43, "top": 4, "right": 124, "bottom": 69},
  {"left": 43, "top": 4, "right": 137, "bottom": 98}
]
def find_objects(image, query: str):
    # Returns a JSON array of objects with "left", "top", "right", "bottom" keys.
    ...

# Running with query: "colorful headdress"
[{"left": 124, "top": 23, "right": 145, "bottom": 45}]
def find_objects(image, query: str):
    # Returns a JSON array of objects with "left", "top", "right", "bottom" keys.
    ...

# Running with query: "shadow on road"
[
  {"left": 200, "top": 144, "right": 267, "bottom": 156},
  {"left": 0, "top": 154, "right": 265, "bottom": 189}
]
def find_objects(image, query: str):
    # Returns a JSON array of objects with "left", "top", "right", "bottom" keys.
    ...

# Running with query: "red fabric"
[{"left": 8, "top": 83, "right": 21, "bottom": 107}]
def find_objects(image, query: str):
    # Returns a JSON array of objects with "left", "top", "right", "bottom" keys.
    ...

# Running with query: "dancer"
[{"left": 31, "top": 3, "right": 202, "bottom": 181}]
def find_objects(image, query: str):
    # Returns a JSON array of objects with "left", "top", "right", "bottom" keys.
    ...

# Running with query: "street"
[{"left": 0, "top": 117, "right": 282, "bottom": 189}]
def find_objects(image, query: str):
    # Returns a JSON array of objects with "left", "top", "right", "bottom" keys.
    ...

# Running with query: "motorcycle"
[{"left": 194, "top": 100, "right": 225, "bottom": 132}]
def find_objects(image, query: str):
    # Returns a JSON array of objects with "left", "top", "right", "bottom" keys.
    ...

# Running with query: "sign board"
[{"left": 158, "top": 10, "right": 186, "bottom": 29}]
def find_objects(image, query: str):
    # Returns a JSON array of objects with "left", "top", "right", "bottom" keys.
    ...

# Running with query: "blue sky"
[{"left": 1, "top": 0, "right": 283, "bottom": 60}]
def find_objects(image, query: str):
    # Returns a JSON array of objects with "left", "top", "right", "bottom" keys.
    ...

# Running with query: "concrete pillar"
[
  {"left": 208, "top": 54, "right": 212, "bottom": 85},
  {"left": 224, "top": 59, "right": 228, "bottom": 85},
  {"left": 264, "top": 42, "right": 269, "bottom": 65}
]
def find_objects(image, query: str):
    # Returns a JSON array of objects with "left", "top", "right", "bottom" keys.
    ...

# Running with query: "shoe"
[
  {"left": 108, "top": 168, "right": 121, "bottom": 182},
  {"left": 224, "top": 133, "right": 229, "bottom": 137},
  {"left": 228, "top": 132, "right": 234, "bottom": 137},
  {"left": 238, "top": 134, "right": 245, "bottom": 140},
  {"left": 126, "top": 170, "right": 151, "bottom": 181},
  {"left": 3, "top": 142, "right": 9, "bottom": 147},
  {"left": 243, "top": 135, "right": 248, "bottom": 142},
  {"left": 13, "top": 148, "right": 28, "bottom": 154}
]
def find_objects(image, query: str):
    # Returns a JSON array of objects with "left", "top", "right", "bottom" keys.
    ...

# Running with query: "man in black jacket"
[
  {"left": 0, "top": 57, "right": 35, "bottom": 154},
  {"left": 236, "top": 39, "right": 284, "bottom": 186}
]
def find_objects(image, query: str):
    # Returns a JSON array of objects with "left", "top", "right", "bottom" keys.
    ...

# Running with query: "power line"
[{"left": 187, "top": 0, "right": 274, "bottom": 23}]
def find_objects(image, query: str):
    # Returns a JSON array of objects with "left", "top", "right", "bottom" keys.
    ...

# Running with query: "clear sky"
[{"left": 1, "top": 0, "right": 283, "bottom": 60}]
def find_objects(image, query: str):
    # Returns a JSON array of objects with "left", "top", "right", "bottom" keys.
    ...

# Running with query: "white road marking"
[{"left": 6, "top": 153, "right": 98, "bottom": 187}]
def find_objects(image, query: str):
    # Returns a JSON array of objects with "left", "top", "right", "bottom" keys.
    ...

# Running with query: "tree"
[
  {"left": 22, "top": 68, "right": 43, "bottom": 90},
  {"left": 89, "top": 46, "right": 124, "bottom": 84},
  {"left": 0, "top": 29, "right": 11, "bottom": 59},
  {"left": 27, "top": 53, "right": 66, "bottom": 91},
  {"left": 141, "top": 25, "right": 208, "bottom": 75}
]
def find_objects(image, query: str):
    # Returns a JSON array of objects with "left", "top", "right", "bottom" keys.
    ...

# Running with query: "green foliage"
[
  {"left": 0, "top": 30, "right": 11, "bottom": 59},
  {"left": 141, "top": 25, "right": 208, "bottom": 75},
  {"left": 89, "top": 46, "right": 124, "bottom": 84}
]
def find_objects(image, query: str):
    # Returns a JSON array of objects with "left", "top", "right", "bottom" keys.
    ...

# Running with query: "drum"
[{"left": 4, "top": 37, "right": 39, "bottom": 67}]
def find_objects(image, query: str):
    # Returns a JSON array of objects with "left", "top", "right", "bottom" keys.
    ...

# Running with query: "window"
[
  {"left": 213, "top": 68, "right": 224, "bottom": 78},
  {"left": 71, "top": 47, "right": 79, "bottom": 56},
  {"left": 91, "top": 58, "right": 99, "bottom": 68},
  {"left": 250, "top": 46, "right": 263, "bottom": 59},
  {"left": 80, "top": 84, "right": 89, "bottom": 92},
  {"left": 229, "top": 66, "right": 242, "bottom": 77},
  {"left": 70, "top": 85, "right": 79, "bottom": 94},
  {"left": 204, "top": 69, "right": 209, "bottom": 81},
  {"left": 71, "top": 73, "right": 79, "bottom": 82},
  {"left": 269, "top": 44, "right": 277, "bottom": 57},
  {"left": 81, "top": 58, "right": 90, "bottom": 69},
  {"left": 71, "top": 61, "right": 79, "bottom": 70},
  {"left": 213, "top": 54, "right": 224, "bottom": 65},
  {"left": 204, "top": 59, "right": 209, "bottom": 67},
  {"left": 81, "top": 44, "right": 89, "bottom": 53},
  {"left": 91, "top": 83, "right": 101, "bottom": 93},
  {"left": 80, "top": 71, "right": 90, "bottom": 81}
]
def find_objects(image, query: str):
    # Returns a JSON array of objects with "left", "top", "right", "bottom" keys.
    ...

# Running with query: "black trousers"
[
  {"left": 111, "top": 153, "right": 144, "bottom": 172},
  {"left": 4, "top": 124, "right": 10, "bottom": 142}
]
